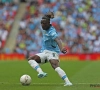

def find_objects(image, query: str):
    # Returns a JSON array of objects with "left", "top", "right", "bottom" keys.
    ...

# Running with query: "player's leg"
[
  {"left": 49, "top": 60, "right": 72, "bottom": 86},
  {"left": 28, "top": 55, "right": 47, "bottom": 78}
]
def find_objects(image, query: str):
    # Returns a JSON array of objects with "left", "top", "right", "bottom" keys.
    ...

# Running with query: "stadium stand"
[
  {"left": 0, "top": 0, "right": 19, "bottom": 53},
  {"left": 6, "top": 0, "right": 100, "bottom": 57}
]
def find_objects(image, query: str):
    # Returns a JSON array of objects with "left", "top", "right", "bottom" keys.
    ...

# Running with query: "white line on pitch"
[{"left": 0, "top": 82, "right": 100, "bottom": 85}]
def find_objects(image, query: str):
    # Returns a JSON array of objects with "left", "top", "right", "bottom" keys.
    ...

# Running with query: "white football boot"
[
  {"left": 64, "top": 81, "right": 72, "bottom": 86},
  {"left": 38, "top": 72, "right": 47, "bottom": 78}
]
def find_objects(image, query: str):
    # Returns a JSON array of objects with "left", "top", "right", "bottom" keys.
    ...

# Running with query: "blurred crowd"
[
  {"left": 0, "top": 0, "right": 18, "bottom": 52},
  {"left": 13, "top": 0, "right": 100, "bottom": 56}
]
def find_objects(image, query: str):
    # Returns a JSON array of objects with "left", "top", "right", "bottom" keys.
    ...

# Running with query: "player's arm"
[{"left": 55, "top": 37, "right": 67, "bottom": 54}]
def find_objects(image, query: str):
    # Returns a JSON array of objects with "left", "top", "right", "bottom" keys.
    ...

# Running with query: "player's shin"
[
  {"left": 28, "top": 60, "right": 43, "bottom": 74},
  {"left": 28, "top": 60, "right": 47, "bottom": 78},
  {"left": 55, "top": 67, "right": 71, "bottom": 84}
]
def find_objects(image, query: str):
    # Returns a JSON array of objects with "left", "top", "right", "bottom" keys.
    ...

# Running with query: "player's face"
[{"left": 41, "top": 19, "right": 50, "bottom": 30}]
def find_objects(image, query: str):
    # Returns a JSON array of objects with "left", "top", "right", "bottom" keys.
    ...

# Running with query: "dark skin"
[
  {"left": 41, "top": 19, "right": 50, "bottom": 30},
  {"left": 28, "top": 19, "right": 67, "bottom": 69}
]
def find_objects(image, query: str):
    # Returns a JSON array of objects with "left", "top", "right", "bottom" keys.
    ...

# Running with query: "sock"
[
  {"left": 28, "top": 60, "right": 43, "bottom": 74},
  {"left": 55, "top": 67, "right": 70, "bottom": 83}
]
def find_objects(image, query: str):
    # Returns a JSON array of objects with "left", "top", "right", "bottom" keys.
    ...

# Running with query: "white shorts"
[{"left": 36, "top": 50, "right": 59, "bottom": 64}]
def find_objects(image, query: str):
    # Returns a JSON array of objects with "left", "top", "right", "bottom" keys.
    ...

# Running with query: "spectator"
[
  {"left": 0, "top": 2, "right": 18, "bottom": 52},
  {"left": 14, "top": 0, "right": 100, "bottom": 57}
]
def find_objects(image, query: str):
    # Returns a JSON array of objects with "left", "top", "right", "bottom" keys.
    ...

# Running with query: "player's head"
[{"left": 41, "top": 12, "right": 54, "bottom": 30}]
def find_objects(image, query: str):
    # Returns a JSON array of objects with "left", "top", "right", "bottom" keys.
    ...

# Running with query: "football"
[{"left": 20, "top": 74, "right": 32, "bottom": 86}]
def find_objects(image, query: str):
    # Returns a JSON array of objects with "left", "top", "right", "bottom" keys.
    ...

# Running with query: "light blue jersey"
[{"left": 41, "top": 26, "right": 60, "bottom": 53}]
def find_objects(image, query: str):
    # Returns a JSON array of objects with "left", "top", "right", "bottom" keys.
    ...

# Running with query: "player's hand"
[{"left": 61, "top": 48, "right": 67, "bottom": 54}]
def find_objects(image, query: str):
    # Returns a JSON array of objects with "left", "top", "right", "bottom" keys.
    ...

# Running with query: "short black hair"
[
  {"left": 42, "top": 12, "right": 54, "bottom": 21},
  {"left": 42, "top": 15, "right": 51, "bottom": 21}
]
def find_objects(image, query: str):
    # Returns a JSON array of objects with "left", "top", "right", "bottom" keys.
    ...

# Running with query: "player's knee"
[
  {"left": 28, "top": 55, "right": 35, "bottom": 61},
  {"left": 50, "top": 62, "right": 59, "bottom": 69},
  {"left": 28, "top": 55, "right": 41, "bottom": 63},
  {"left": 49, "top": 60, "right": 59, "bottom": 69}
]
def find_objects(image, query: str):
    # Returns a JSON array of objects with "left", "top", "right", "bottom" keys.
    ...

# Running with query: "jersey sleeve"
[{"left": 49, "top": 30, "right": 58, "bottom": 39}]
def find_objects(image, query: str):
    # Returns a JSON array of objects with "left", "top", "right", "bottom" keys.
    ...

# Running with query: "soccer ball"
[{"left": 20, "top": 74, "right": 32, "bottom": 86}]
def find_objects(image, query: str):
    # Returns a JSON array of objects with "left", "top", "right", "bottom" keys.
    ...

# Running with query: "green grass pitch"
[{"left": 0, "top": 60, "right": 100, "bottom": 90}]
